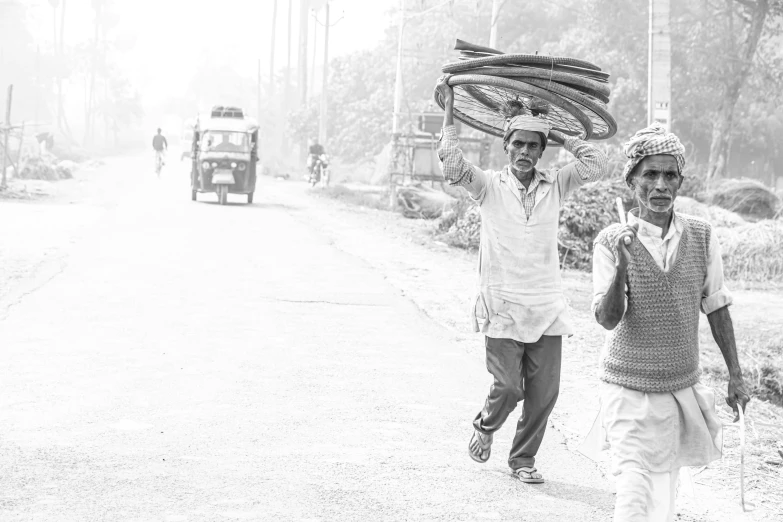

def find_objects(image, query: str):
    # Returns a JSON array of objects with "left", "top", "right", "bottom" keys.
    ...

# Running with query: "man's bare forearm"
[
  {"left": 595, "top": 265, "right": 626, "bottom": 330},
  {"left": 707, "top": 305, "right": 743, "bottom": 379},
  {"left": 442, "top": 100, "right": 454, "bottom": 127}
]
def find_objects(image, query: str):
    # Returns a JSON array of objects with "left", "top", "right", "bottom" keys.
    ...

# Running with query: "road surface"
[{"left": 0, "top": 155, "right": 617, "bottom": 521}]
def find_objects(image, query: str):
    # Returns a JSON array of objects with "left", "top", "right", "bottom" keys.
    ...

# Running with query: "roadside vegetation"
[
  {"left": 312, "top": 170, "right": 783, "bottom": 517},
  {"left": 308, "top": 177, "right": 783, "bottom": 517}
]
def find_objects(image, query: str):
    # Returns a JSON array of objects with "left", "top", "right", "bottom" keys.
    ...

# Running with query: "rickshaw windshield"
[{"left": 201, "top": 131, "right": 251, "bottom": 153}]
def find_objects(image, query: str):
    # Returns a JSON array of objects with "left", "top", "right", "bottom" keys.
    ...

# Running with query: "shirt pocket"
[{"left": 474, "top": 293, "right": 489, "bottom": 321}]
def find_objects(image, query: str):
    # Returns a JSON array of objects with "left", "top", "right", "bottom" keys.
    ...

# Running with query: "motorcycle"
[{"left": 308, "top": 153, "right": 330, "bottom": 188}]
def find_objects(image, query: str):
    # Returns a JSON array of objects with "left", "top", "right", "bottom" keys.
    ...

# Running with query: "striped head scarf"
[
  {"left": 503, "top": 115, "right": 552, "bottom": 142},
  {"left": 621, "top": 122, "right": 686, "bottom": 184}
]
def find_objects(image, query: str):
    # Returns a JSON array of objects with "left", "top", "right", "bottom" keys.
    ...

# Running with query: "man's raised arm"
[
  {"left": 555, "top": 135, "right": 608, "bottom": 200},
  {"left": 435, "top": 76, "right": 487, "bottom": 201}
]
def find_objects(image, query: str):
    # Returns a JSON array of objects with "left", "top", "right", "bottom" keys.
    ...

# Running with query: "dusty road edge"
[{"left": 282, "top": 182, "right": 754, "bottom": 522}]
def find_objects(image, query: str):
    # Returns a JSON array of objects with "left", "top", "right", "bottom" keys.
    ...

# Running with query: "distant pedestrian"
[
  {"left": 581, "top": 122, "right": 750, "bottom": 521},
  {"left": 435, "top": 75, "right": 608, "bottom": 483}
]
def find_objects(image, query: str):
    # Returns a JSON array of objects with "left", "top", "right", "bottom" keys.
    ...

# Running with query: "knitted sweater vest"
[{"left": 595, "top": 215, "right": 711, "bottom": 393}]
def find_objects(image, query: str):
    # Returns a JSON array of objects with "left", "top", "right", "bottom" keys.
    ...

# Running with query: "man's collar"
[
  {"left": 628, "top": 207, "right": 682, "bottom": 241},
  {"left": 501, "top": 166, "right": 553, "bottom": 185}
]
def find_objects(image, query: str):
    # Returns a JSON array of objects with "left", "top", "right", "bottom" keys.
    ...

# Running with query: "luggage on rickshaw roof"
[{"left": 210, "top": 106, "right": 245, "bottom": 119}]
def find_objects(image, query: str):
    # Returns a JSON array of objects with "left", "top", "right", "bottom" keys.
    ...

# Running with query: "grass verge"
[{"left": 309, "top": 184, "right": 391, "bottom": 211}]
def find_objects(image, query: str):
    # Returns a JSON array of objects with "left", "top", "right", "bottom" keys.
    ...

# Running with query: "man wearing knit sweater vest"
[
  {"left": 581, "top": 123, "right": 750, "bottom": 521},
  {"left": 434, "top": 77, "right": 608, "bottom": 483}
]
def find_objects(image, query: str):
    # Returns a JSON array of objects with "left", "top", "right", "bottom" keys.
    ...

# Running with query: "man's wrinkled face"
[
  {"left": 630, "top": 154, "right": 683, "bottom": 214},
  {"left": 504, "top": 130, "right": 543, "bottom": 175}
]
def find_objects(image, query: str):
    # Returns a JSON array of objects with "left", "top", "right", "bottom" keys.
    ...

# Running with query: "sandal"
[
  {"left": 513, "top": 466, "right": 544, "bottom": 484},
  {"left": 468, "top": 429, "right": 492, "bottom": 463}
]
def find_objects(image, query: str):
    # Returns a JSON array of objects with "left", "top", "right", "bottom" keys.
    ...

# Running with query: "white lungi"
[{"left": 579, "top": 382, "right": 723, "bottom": 521}]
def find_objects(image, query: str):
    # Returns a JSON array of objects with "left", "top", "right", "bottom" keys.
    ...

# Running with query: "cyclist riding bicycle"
[{"left": 152, "top": 128, "right": 168, "bottom": 172}]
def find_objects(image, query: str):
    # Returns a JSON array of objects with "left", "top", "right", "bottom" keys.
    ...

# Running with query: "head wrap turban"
[
  {"left": 621, "top": 122, "right": 686, "bottom": 184},
  {"left": 503, "top": 115, "right": 551, "bottom": 142}
]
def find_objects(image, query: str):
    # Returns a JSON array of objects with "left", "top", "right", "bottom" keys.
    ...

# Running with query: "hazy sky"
[{"left": 26, "top": 0, "right": 396, "bottom": 106}]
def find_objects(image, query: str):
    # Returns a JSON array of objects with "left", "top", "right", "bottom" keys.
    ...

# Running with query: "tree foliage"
[
  {"left": 287, "top": 0, "right": 783, "bottom": 181},
  {"left": 0, "top": 0, "right": 142, "bottom": 148}
]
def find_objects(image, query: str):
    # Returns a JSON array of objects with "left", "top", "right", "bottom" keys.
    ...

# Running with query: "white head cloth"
[
  {"left": 503, "top": 115, "right": 551, "bottom": 138},
  {"left": 621, "top": 122, "right": 686, "bottom": 182}
]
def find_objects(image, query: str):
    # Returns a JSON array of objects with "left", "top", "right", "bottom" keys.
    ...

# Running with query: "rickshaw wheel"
[
  {"left": 247, "top": 192, "right": 254, "bottom": 204},
  {"left": 191, "top": 190, "right": 197, "bottom": 201},
  {"left": 217, "top": 186, "right": 228, "bottom": 205}
]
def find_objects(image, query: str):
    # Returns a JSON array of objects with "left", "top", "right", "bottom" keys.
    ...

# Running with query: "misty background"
[{"left": 2, "top": 0, "right": 782, "bottom": 186}]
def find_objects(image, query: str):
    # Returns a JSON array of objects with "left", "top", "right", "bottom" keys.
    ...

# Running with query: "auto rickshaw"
[{"left": 190, "top": 106, "right": 259, "bottom": 205}]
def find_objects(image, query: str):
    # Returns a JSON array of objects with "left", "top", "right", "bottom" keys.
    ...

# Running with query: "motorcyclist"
[
  {"left": 307, "top": 138, "right": 326, "bottom": 181},
  {"left": 152, "top": 128, "right": 168, "bottom": 170}
]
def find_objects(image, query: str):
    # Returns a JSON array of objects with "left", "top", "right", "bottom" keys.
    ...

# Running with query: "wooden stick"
[
  {"left": 616, "top": 197, "right": 626, "bottom": 224},
  {"left": 616, "top": 197, "right": 631, "bottom": 245},
  {"left": 739, "top": 405, "right": 747, "bottom": 512}
]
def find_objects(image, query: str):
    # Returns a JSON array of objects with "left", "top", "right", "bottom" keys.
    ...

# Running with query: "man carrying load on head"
[
  {"left": 580, "top": 122, "right": 750, "bottom": 521},
  {"left": 434, "top": 75, "right": 608, "bottom": 483}
]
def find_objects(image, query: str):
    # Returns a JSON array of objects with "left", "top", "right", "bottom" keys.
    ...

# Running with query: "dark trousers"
[{"left": 473, "top": 335, "right": 562, "bottom": 470}]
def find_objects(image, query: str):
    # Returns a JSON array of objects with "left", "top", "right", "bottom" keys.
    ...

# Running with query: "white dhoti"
[{"left": 579, "top": 382, "right": 723, "bottom": 522}]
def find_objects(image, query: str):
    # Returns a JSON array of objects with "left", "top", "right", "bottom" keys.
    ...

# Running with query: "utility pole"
[
  {"left": 85, "top": 0, "right": 102, "bottom": 146},
  {"left": 648, "top": 0, "right": 671, "bottom": 130},
  {"left": 392, "top": 0, "right": 405, "bottom": 134},
  {"left": 1, "top": 85, "right": 13, "bottom": 190},
  {"left": 269, "top": 0, "right": 277, "bottom": 97},
  {"left": 257, "top": 58, "right": 262, "bottom": 123},
  {"left": 35, "top": 45, "right": 40, "bottom": 124},
  {"left": 51, "top": 0, "right": 58, "bottom": 50},
  {"left": 285, "top": 0, "right": 292, "bottom": 111},
  {"left": 298, "top": 0, "right": 310, "bottom": 108},
  {"left": 489, "top": 0, "right": 501, "bottom": 49},
  {"left": 57, "top": 0, "right": 67, "bottom": 134},
  {"left": 310, "top": 11, "right": 318, "bottom": 99},
  {"left": 60, "top": 0, "right": 66, "bottom": 55},
  {"left": 318, "top": 1, "right": 329, "bottom": 145},
  {"left": 49, "top": 0, "right": 58, "bottom": 131}
]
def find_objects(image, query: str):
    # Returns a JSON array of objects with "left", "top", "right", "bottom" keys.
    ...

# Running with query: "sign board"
[{"left": 648, "top": 0, "right": 671, "bottom": 130}]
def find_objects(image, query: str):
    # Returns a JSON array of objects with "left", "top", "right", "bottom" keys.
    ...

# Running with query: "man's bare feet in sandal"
[
  {"left": 468, "top": 429, "right": 492, "bottom": 463},
  {"left": 513, "top": 467, "right": 544, "bottom": 484}
]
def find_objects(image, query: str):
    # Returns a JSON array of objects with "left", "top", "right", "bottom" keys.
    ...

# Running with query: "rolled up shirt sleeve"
[
  {"left": 556, "top": 137, "right": 608, "bottom": 201},
  {"left": 591, "top": 242, "right": 628, "bottom": 316},
  {"left": 701, "top": 227, "right": 733, "bottom": 314},
  {"left": 438, "top": 125, "right": 487, "bottom": 201}
]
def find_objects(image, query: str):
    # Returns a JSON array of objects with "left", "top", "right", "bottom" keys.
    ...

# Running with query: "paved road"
[{"left": 0, "top": 156, "right": 614, "bottom": 521}]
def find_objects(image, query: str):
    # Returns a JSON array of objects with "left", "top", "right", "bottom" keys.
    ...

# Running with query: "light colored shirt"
[
  {"left": 438, "top": 125, "right": 608, "bottom": 342},
  {"left": 591, "top": 209, "right": 733, "bottom": 317}
]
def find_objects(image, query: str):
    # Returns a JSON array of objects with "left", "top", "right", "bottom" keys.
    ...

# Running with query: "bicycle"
[{"left": 154, "top": 150, "right": 166, "bottom": 178}]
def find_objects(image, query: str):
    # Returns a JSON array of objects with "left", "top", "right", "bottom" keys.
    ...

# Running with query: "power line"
[{"left": 312, "top": 10, "right": 343, "bottom": 27}]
